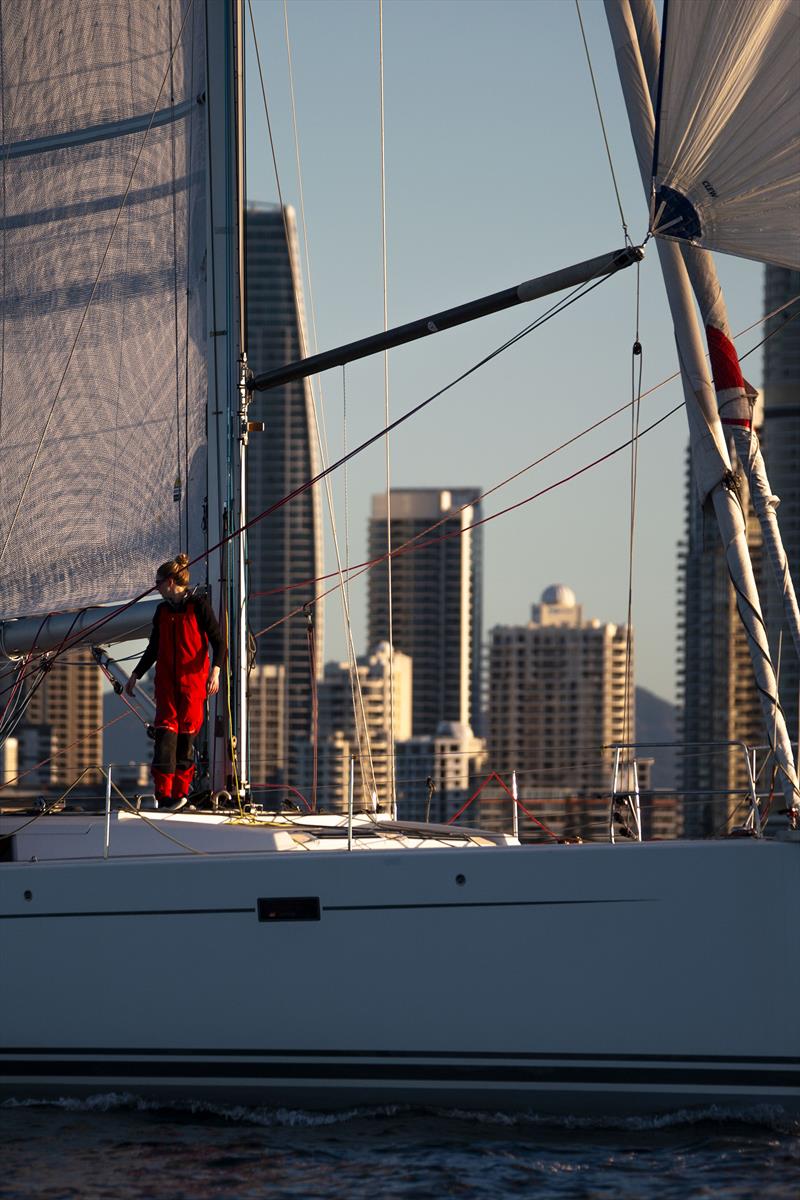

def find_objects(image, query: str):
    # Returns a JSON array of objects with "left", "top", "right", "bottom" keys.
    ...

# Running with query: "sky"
[{"left": 242, "top": 0, "right": 765, "bottom": 704}]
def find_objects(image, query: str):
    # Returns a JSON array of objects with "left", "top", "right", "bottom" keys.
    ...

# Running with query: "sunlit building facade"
[{"left": 245, "top": 203, "right": 324, "bottom": 783}]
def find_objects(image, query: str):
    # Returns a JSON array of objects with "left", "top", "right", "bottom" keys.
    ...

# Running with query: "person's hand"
[
  {"left": 208, "top": 665, "right": 221, "bottom": 697},
  {"left": 124, "top": 675, "right": 137, "bottom": 697}
]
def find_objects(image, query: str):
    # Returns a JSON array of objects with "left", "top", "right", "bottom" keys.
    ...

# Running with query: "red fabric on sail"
[{"left": 706, "top": 324, "right": 745, "bottom": 394}]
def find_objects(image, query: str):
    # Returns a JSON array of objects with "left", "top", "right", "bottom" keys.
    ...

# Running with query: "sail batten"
[
  {"left": 5, "top": 99, "right": 195, "bottom": 159},
  {"left": 0, "top": 1, "right": 208, "bottom": 620}
]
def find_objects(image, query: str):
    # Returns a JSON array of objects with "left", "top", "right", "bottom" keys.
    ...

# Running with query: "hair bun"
[{"left": 175, "top": 553, "right": 190, "bottom": 569}]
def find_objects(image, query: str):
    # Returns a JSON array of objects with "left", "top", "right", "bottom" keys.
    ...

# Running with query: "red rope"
[
  {"left": 446, "top": 770, "right": 559, "bottom": 840},
  {"left": 249, "top": 782, "right": 312, "bottom": 812}
]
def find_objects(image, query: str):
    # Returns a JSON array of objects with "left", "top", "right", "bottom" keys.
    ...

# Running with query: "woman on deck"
[{"left": 125, "top": 554, "right": 223, "bottom": 810}]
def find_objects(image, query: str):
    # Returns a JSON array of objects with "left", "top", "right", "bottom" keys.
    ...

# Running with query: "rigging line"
[
  {"left": 708, "top": 473, "right": 797, "bottom": 798},
  {"left": 3, "top": 285, "right": 789, "bottom": 704},
  {"left": 738, "top": 297, "right": 800, "bottom": 358},
  {"left": 253, "top": 398, "right": 685, "bottom": 642},
  {"left": 0, "top": 0, "right": 197, "bottom": 568},
  {"left": 0, "top": 710, "right": 130, "bottom": 795},
  {"left": 112, "top": 793, "right": 208, "bottom": 855},
  {"left": 0, "top": 653, "right": 30, "bottom": 734},
  {"left": 341, "top": 365, "right": 377, "bottom": 804},
  {"left": 28, "top": 251, "right": 789, "bottom": 693},
  {"left": 223, "top": 607, "right": 245, "bottom": 814},
  {"left": 623, "top": 260, "right": 643, "bottom": 749},
  {"left": 204, "top": 11, "right": 226, "bottom": 626},
  {"left": 252, "top": 365, "right": 679, "bottom": 606},
  {"left": 0, "top": 265, "right": 634, "bottom": 676},
  {"left": 183, "top": 0, "right": 198, "bottom": 556},
  {"left": 250, "top": 0, "right": 374, "bottom": 793},
  {"left": 247, "top": 0, "right": 287, "bottom": 212},
  {"left": 306, "top": 612, "right": 318, "bottom": 810},
  {"left": 278, "top": 0, "right": 376, "bottom": 804},
  {"left": 248, "top": 296, "right": 800, "bottom": 610},
  {"left": 378, "top": 0, "right": 396, "bottom": 815},
  {"left": 169, "top": 0, "right": 182, "bottom": 551},
  {"left": 574, "top": 0, "right": 630, "bottom": 244}
]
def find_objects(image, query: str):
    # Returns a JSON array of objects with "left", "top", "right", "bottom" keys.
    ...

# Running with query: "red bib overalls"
[{"left": 153, "top": 601, "right": 209, "bottom": 799}]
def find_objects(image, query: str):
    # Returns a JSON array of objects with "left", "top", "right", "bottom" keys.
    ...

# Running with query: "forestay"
[
  {"left": 0, "top": 1, "right": 207, "bottom": 619},
  {"left": 651, "top": 0, "right": 800, "bottom": 270}
]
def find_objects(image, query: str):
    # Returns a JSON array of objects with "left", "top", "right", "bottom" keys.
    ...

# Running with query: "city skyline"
[{"left": 243, "top": 0, "right": 766, "bottom": 705}]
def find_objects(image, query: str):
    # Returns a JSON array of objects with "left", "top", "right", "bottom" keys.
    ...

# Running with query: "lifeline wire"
[{"left": 623, "top": 258, "right": 644, "bottom": 750}]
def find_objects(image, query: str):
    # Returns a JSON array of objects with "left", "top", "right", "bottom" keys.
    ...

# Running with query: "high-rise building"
[
  {"left": 1, "top": 736, "right": 18, "bottom": 787},
  {"left": 296, "top": 642, "right": 412, "bottom": 811},
  {"left": 677, "top": 422, "right": 765, "bottom": 836},
  {"left": 367, "top": 487, "right": 482, "bottom": 736},
  {"left": 245, "top": 203, "right": 324, "bottom": 783},
  {"left": 677, "top": 266, "right": 800, "bottom": 838},
  {"left": 21, "top": 648, "right": 103, "bottom": 788},
  {"left": 395, "top": 721, "right": 487, "bottom": 824},
  {"left": 487, "top": 586, "right": 633, "bottom": 821},
  {"left": 762, "top": 266, "right": 800, "bottom": 751},
  {"left": 248, "top": 664, "right": 286, "bottom": 793}
]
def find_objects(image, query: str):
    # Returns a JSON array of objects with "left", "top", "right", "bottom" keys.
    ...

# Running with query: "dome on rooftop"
[{"left": 541, "top": 584, "right": 576, "bottom": 607}]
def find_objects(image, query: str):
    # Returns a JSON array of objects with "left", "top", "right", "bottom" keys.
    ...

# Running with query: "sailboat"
[{"left": 1, "top": 0, "right": 799, "bottom": 1114}]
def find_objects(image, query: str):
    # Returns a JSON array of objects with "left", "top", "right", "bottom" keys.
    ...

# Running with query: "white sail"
[
  {"left": 606, "top": 0, "right": 800, "bottom": 812},
  {"left": 0, "top": 1, "right": 208, "bottom": 619},
  {"left": 631, "top": 0, "right": 800, "bottom": 660},
  {"left": 651, "top": 0, "right": 800, "bottom": 270}
]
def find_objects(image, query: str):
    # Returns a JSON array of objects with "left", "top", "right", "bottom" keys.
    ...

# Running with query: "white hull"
[{"left": 2, "top": 816, "right": 799, "bottom": 1114}]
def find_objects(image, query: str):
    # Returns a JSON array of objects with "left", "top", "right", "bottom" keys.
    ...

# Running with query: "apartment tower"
[
  {"left": 367, "top": 488, "right": 482, "bottom": 737},
  {"left": 22, "top": 648, "right": 103, "bottom": 789},
  {"left": 296, "top": 643, "right": 412, "bottom": 811},
  {"left": 487, "top": 586, "right": 633, "bottom": 832}
]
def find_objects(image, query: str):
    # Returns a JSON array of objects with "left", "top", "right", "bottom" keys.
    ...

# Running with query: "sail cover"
[
  {"left": 0, "top": 1, "right": 207, "bottom": 619},
  {"left": 651, "top": 0, "right": 800, "bottom": 270}
]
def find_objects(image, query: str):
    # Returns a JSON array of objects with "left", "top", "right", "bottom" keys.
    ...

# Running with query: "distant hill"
[{"left": 635, "top": 686, "right": 677, "bottom": 789}]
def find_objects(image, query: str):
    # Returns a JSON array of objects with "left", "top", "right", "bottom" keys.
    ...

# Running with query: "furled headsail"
[
  {"left": 651, "top": 0, "right": 800, "bottom": 270},
  {"left": 0, "top": 1, "right": 208, "bottom": 620}
]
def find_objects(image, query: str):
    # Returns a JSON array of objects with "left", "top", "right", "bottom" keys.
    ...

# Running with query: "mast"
[
  {"left": 205, "top": 0, "right": 247, "bottom": 797},
  {"left": 605, "top": 0, "right": 800, "bottom": 820}
]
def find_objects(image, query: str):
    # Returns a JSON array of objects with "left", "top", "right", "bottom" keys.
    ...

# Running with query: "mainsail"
[
  {"left": 650, "top": 0, "right": 800, "bottom": 269},
  {"left": 0, "top": 0, "right": 208, "bottom": 620}
]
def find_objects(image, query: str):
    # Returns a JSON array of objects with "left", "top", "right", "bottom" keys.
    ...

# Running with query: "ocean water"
[{"left": 1, "top": 1098, "right": 798, "bottom": 1199}]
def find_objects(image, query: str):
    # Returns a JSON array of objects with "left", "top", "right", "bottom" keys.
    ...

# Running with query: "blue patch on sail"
[{"left": 652, "top": 185, "right": 702, "bottom": 242}]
